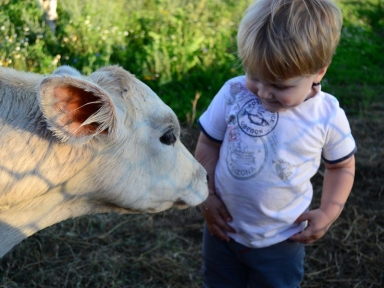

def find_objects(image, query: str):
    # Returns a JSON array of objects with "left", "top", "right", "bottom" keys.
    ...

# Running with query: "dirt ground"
[{"left": 0, "top": 104, "right": 383, "bottom": 287}]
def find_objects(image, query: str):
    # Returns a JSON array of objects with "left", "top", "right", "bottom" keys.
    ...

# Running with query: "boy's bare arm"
[
  {"left": 320, "top": 155, "right": 355, "bottom": 221},
  {"left": 290, "top": 155, "right": 355, "bottom": 244},
  {"left": 195, "top": 132, "right": 236, "bottom": 241},
  {"left": 195, "top": 133, "right": 221, "bottom": 193}
]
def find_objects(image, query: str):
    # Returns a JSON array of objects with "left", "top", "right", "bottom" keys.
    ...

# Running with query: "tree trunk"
[{"left": 37, "top": 0, "right": 58, "bottom": 35}]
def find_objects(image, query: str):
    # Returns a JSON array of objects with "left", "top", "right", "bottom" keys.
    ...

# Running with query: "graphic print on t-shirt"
[
  {"left": 226, "top": 98, "right": 279, "bottom": 180},
  {"left": 226, "top": 125, "right": 268, "bottom": 180},
  {"left": 237, "top": 98, "right": 278, "bottom": 137}
]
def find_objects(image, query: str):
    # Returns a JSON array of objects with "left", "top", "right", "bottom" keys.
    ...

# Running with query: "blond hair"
[{"left": 237, "top": 0, "right": 342, "bottom": 83}]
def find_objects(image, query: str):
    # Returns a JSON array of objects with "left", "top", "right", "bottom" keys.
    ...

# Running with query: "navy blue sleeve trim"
[
  {"left": 322, "top": 146, "right": 357, "bottom": 165},
  {"left": 197, "top": 120, "right": 223, "bottom": 144}
]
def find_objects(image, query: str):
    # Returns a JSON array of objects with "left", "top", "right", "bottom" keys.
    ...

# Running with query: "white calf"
[{"left": 0, "top": 65, "right": 208, "bottom": 257}]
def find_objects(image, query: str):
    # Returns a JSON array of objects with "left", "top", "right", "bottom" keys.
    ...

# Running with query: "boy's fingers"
[
  {"left": 218, "top": 205, "right": 233, "bottom": 222},
  {"left": 202, "top": 196, "right": 235, "bottom": 239},
  {"left": 294, "top": 212, "right": 310, "bottom": 223},
  {"left": 289, "top": 234, "right": 309, "bottom": 244},
  {"left": 217, "top": 207, "right": 236, "bottom": 233},
  {"left": 289, "top": 228, "right": 318, "bottom": 244},
  {"left": 204, "top": 209, "right": 230, "bottom": 230},
  {"left": 205, "top": 213, "right": 235, "bottom": 240},
  {"left": 220, "top": 221, "right": 236, "bottom": 234},
  {"left": 211, "top": 212, "right": 236, "bottom": 234},
  {"left": 207, "top": 224, "right": 231, "bottom": 242},
  {"left": 289, "top": 232, "right": 302, "bottom": 241}
]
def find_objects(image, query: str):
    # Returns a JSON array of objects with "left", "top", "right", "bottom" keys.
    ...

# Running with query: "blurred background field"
[
  {"left": 1, "top": 0, "right": 383, "bottom": 121},
  {"left": 0, "top": 0, "right": 383, "bottom": 287}
]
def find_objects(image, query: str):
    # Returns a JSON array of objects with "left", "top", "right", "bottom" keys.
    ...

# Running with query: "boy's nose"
[{"left": 256, "top": 85, "right": 273, "bottom": 100}]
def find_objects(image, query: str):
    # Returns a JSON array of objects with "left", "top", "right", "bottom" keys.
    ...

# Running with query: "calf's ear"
[{"left": 38, "top": 75, "right": 118, "bottom": 145}]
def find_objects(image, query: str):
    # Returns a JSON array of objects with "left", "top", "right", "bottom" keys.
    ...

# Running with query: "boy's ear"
[{"left": 314, "top": 66, "right": 329, "bottom": 83}]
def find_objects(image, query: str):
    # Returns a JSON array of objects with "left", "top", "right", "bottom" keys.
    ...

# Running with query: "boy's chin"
[{"left": 262, "top": 102, "right": 286, "bottom": 113}]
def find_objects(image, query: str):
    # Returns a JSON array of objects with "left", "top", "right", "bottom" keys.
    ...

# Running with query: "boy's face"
[{"left": 245, "top": 68, "right": 327, "bottom": 112}]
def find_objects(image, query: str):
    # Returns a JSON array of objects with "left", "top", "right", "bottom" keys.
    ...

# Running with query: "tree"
[{"left": 37, "top": 0, "right": 57, "bottom": 34}]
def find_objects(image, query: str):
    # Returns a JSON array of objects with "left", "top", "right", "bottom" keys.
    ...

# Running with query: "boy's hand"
[
  {"left": 201, "top": 194, "right": 236, "bottom": 242},
  {"left": 291, "top": 155, "right": 355, "bottom": 245},
  {"left": 289, "top": 208, "right": 334, "bottom": 244}
]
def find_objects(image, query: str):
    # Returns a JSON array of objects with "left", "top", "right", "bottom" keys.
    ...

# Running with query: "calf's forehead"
[
  {"left": 134, "top": 80, "right": 180, "bottom": 131},
  {"left": 88, "top": 66, "right": 180, "bottom": 132}
]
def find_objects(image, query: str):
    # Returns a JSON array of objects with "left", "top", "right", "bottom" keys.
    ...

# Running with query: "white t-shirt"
[{"left": 198, "top": 76, "right": 356, "bottom": 248}]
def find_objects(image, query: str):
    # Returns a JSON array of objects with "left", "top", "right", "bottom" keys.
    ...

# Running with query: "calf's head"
[{"left": 39, "top": 65, "right": 208, "bottom": 213}]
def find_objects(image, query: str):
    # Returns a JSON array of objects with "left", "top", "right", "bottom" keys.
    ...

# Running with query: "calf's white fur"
[{"left": 0, "top": 65, "right": 208, "bottom": 257}]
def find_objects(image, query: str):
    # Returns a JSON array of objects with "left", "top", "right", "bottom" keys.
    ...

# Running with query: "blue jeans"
[{"left": 202, "top": 226, "right": 305, "bottom": 288}]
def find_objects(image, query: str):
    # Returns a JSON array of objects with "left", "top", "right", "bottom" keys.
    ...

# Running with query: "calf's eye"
[{"left": 160, "top": 131, "right": 176, "bottom": 146}]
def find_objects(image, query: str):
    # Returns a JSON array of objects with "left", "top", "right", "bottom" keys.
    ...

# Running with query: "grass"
[{"left": 323, "top": 0, "right": 384, "bottom": 114}]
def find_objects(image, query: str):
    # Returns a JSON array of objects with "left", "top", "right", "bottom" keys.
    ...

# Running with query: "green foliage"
[
  {"left": 0, "top": 0, "right": 383, "bottom": 120},
  {"left": 0, "top": 0, "right": 55, "bottom": 72},
  {"left": 53, "top": 0, "right": 130, "bottom": 74},
  {"left": 107, "top": 0, "right": 248, "bottom": 121},
  {"left": 328, "top": 0, "right": 384, "bottom": 114}
]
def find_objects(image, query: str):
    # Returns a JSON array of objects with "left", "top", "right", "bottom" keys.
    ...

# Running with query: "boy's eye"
[{"left": 272, "top": 84, "right": 288, "bottom": 90}]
